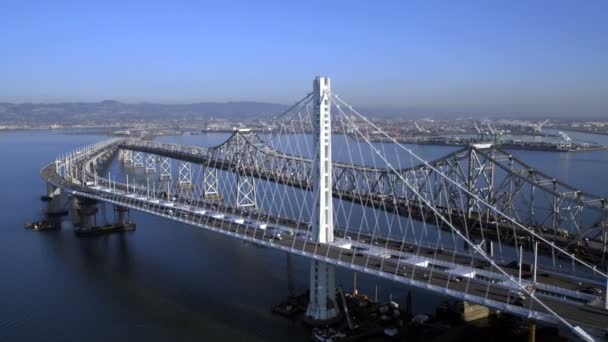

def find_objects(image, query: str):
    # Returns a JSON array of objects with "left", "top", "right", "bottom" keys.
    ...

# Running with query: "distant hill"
[
  {"left": 1, "top": 101, "right": 598, "bottom": 126},
  {"left": 0, "top": 101, "right": 289, "bottom": 126}
]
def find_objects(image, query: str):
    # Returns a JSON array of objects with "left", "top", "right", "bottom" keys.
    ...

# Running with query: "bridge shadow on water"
[{"left": 50, "top": 207, "right": 447, "bottom": 341}]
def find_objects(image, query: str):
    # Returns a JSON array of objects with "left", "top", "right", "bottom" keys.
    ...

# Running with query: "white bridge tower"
[{"left": 306, "top": 76, "right": 338, "bottom": 322}]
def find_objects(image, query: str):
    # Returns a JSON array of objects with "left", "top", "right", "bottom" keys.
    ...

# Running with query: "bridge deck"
[
  {"left": 41, "top": 159, "right": 608, "bottom": 335},
  {"left": 41, "top": 138, "right": 608, "bottom": 340}
]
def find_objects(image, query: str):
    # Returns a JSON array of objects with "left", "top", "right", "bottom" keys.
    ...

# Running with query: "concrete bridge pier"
[
  {"left": 44, "top": 183, "right": 68, "bottom": 217},
  {"left": 46, "top": 183, "right": 59, "bottom": 199},
  {"left": 71, "top": 197, "right": 135, "bottom": 235},
  {"left": 115, "top": 205, "right": 130, "bottom": 225},
  {"left": 306, "top": 260, "right": 339, "bottom": 323},
  {"left": 77, "top": 198, "right": 98, "bottom": 229}
]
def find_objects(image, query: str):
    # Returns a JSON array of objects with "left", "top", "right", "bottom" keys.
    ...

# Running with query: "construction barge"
[
  {"left": 273, "top": 288, "right": 419, "bottom": 341},
  {"left": 74, "top": 222, "right": 136, "bottom": 237},
  {"left": 272, "top": 286, "right": 563, "bottom": 341},
  {"left": 24, "top": 220, "right": 60, "bottom": 232}
]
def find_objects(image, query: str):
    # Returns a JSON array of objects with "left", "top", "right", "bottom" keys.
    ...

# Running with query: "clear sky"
[{"left": 1, "top": 0, "right": 607, "bottom": 117}]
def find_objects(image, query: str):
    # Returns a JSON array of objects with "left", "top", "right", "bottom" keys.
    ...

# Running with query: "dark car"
[{"left": 580, "top": 286, "right": 603, "bottom": 295}]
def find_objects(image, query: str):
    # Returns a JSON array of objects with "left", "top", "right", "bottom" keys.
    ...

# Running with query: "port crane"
[
  {"left": 557, "top": 131, "right": 572, "bottom": 150},
  {"left": 486, "top": 122, "right": 495, "bottom": 135},
  {"left": 414, "top": 122, "right": 429, "bottom": 134},
  {"left": 472, "top": 121, "right": 484, "bottom": 140},
  {"left": 533, "top": 119, "right": 550, "bottom": 133},
  {"left": 485, "top": 121, "right": 501, "bottom": 142}
]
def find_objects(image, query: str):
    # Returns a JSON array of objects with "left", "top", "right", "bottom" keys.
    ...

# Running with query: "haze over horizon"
[{"left": 1, "top": 1, "right": 607, "bottom": 118}]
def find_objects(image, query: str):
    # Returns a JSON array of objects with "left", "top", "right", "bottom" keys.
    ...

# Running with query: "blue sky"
[{"left": 1, "top": 1, "right": 607, "bottom": 117}]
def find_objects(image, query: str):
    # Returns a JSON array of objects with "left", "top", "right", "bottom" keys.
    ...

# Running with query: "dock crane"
[
  {"left": 557, "top": 131, "right": 572, "bottom": 150},
  {"left": 486, "top": 122, "right": 495, "bottom": 135},
  {"left": 485, "top": 121, "right": 500, "bottom": 142},
  {"left": 413, "top": 121, "right": 431, "bottom": 144},
  {"left": 533, "top": 119, "right": 550, "bottom": 133},
  {"left": 473, "top": 121, "right": 483, "bottom": 140},
  {"left": 414, "top": 121, "right": 430, "bottom": 134}
]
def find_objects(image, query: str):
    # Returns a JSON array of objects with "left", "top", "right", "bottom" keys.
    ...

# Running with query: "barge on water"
[
  {"left": 24, "top": 220, "right": 60, "bottom": 232},
  {"left": 74, "top": 222, "right": 136, "bottom": 237}
]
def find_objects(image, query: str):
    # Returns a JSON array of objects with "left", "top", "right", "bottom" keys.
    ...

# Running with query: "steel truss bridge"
[{"left": 41, "top": 78, "right": 607, "bottom": 341}]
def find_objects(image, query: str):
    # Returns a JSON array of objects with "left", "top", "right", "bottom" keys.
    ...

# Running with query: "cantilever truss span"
[{"left": 119, "top": 130, "right": 608, "bottom": 266}]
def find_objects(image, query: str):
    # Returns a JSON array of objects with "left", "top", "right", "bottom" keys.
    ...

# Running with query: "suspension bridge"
[{"left": 41, "top": 77, "right": 607, "bottom": 341}]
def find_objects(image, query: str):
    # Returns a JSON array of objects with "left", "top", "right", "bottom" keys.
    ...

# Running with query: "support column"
[
  {"left": 160, "top": 157, "right": 172, "bottom": 180},
  {"left": 203, "top": 167, "right": 222, "bottom": 201},
  {"left": 177, "top": 161, "right": 192, "bottom": 189},
  {"left": 466, "top": 147, "right": 475, "bottom": 219},
  {"left": 44, "top": 183, "right": 68, "bottom": 217},
  {"left": 306, "top": 76, "right": 338, "bottom": 323},
  {"left": 528, "top": 320, "right": 536, "bottom": 342},
  {"left": 145, "top": 155, "right": 157, "bottom": 173},
  {"left": 133, "top": 151, "right": 144, "bottom": 168},
  {"left": 123, "top": 150, "right": 133, "bottom": 164},
  {"left": 46, "top": 183, "right": 58, "bottom": 199},
  {"left": 115, "top": 205, "right": 130, "bottom": 225},
  {"left": 158, "top": 157, "right": 173, "bottom": 200},
  {"left": 307, "top": 260, "right": 337, "bottom": 321},
  {"left": 77, "top": 198, "right": 98, "bottom": 230},
  {"left": 311, "top": 76, "right": 333, "bottom": 243},
  {"left": 236, "top": 172, "right": 256, "bottom": 207},
  {"left": 486, "top": 148, "right": 495, "bottom": 221}
]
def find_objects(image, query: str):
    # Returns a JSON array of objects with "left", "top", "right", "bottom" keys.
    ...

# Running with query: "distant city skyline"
[{"left": 1, "top": 1, "right": 607, "bottom": 118}]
